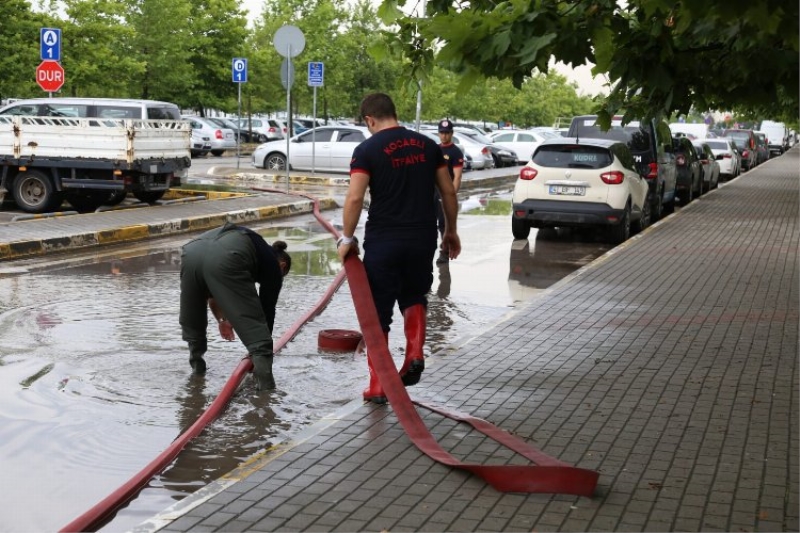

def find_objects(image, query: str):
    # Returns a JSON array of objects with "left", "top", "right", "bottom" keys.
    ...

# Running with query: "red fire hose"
[{"left": 61, "top": 188, "right": 597, "bottom": 532}]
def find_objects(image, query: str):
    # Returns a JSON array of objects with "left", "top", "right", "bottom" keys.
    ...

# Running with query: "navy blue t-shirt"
[{"left": 350, "top": 126, "right": 446, "bottom": 239}]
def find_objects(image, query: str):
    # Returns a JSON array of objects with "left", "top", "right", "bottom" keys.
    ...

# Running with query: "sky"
[{"left": 240, "top": 0, "right": 611, "bottom": 97}]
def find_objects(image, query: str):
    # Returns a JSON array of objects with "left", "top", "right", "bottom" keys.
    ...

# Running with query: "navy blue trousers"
[{"left": 362, "top": 230, "right": 437, "bottom": 332}]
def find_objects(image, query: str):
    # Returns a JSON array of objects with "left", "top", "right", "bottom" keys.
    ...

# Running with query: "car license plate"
[{"left": 549, "top": 185, "right": 585, "bottom": 196}]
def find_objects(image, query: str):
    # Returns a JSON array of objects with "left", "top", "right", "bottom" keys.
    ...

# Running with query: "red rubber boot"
[
  {"left": 399, "top": 304, "right": 426, "bottom": 386},
  {"left": 363, "top": 331, "right": 389, "bottom": 404}
]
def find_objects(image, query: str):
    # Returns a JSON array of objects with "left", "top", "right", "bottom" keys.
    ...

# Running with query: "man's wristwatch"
[{"left": 337, "top": 235, "right": 358, "bottom": 246}]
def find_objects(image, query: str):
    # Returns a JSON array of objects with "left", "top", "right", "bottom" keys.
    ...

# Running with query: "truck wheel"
[
  {"left": 511, "top": 216, "right": 530, "bottom": 240},
  {"left": 105, "top": 190, "right": 128, "bottom": 206},
  {"left": 66, "top": 191, "right": 110, "bottom": 213},
  {"left": 133, "top": 190, "right": 166, "bottom": 204},
  {"left": 12, "top": 170, "right": 62, "bottom": 213}
]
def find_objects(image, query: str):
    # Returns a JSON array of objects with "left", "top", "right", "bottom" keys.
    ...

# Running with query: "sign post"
[
  {"left": 232, "top": 58, "right": 248, "bottom": 168},
  {"left": 307, "top": 62, "right": 324, "bottom": 175},
  {"left": 273, "top": 25, "right": 305, "bottom": 188}
]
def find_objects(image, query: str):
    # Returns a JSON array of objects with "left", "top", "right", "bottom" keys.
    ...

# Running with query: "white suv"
[{"left": 511, "top": 138, "right": 650, "bottom": 244}]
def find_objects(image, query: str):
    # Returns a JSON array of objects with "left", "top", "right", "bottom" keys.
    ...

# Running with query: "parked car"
[
  {"left": 421, "top": 129, "right": 495, "bottom": 170},
  {"left": 207, "top": 117, "right": 267, "bottom": 143},
  {"left": 251, "top": 125, "right": 369, "bottom": 172},
  {"left": 692, "top": 141, "right": 720, "bottom": 192},
  {"left": 568, "top": 115, "right": 677, "bottom": 221},
  {"left": 753, "top": 131, "right": 769, "bottom": 165},
  {"left": 672, "top": 136, "right": 703, "bottom": 204},
  {"left": 722, "top": 129, "right": 757, "bottom": 171},
  {"left": 488, "top": 129, "right": 554, "bottom": 164},
  {"left": 703, "top": 138, "right": 740, "bottom": 180},
  {"left": 190, "top": 129, "right": 212, "bottom": 158},
  {"left": 238, "top": 117, "right": 284, "bottom": 141},
  {"left": 0, "top": 97, "right": 181, "bottom": 119},
  {"left": 455, "top": 127, "right": 518, "bottom": 168},
  {"left": 511, "top": 137, "right": 650, "bottom": 244},
  {"left": 183, "top": 116, "right": 236, "bottom": 157}
]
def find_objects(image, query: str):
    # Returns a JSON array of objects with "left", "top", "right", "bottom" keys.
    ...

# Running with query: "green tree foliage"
[
  {"left": 378, "top": 0, "right": 799, "bottom": 126},
  {"left": 400, "top": 67, "right": 593, "bottom": 127},
  {"left": 61, "top": 0, "right": 141, "bottom": 97},
  {"left": 249, "top": 0, "right": 399, "bottom": 121},
  {"left": 124, "top": 0, "right": 195, "bottom": 104},
  {"left": 0, "top": 0, "right": 48, "bottom": 100},
  {"left": 184, "top": 0, "right": 249, "bottom": 114}
]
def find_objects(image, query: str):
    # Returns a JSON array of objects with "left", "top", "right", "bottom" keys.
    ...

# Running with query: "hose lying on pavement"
[
  {"left": 61, "top": 187, "right": 597, "bottom": 532},
  {"left": 260, "top": 187, "right": 599, "bottom": 494}
]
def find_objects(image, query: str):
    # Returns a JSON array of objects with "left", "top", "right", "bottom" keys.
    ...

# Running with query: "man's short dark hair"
[{"left": 360, "top": 93, "right": 397, "bottom": 121}]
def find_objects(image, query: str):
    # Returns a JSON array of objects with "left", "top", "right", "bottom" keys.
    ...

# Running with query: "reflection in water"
[
  {"left": 427, "top": 263, "right": 455, "bottom": 354},
  {"left": 508, "top": 231, "right": 611, "bottom": 302}
]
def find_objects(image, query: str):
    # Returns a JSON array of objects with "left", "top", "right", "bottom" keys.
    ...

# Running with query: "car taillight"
[
  {"left": 676, "top": 154, "right": 686, "bottom": 166},
  {"left": 647, "top": 162, "right": 658, "bottom": 179},
  {"left": 723, "top": 154, "right": 732, "bottom": 159},
  {"left": 742, "top": 149, "right": 750, "bottom": 158},
  {"left": 519, "top": 167, "right": 538, "bottom": 180},
  {"left": 268, "top": 127, "right": 277, "bottom": 132},
  {"left": 214, "top": 129, "right": 223, "bottom": 139},
  {"left": 482, "top": 148, "right": 490, "bottom": 156},
  {"left": 600, "top": 170, "right": 625, "bottom": 184}
]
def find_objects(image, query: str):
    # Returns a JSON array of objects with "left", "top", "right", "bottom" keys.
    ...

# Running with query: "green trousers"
[{"left": 179, "top": 223, "right": 274, "bottom": 360}]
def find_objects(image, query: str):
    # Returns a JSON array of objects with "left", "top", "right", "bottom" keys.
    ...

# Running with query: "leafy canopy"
[{"left": 378, "top": 0, "right": 799, "bottom": 127}]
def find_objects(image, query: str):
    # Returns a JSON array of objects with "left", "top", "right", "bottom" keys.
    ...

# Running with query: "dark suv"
[{"left": 568, "top": 115, "right": 677, "bottom": 221}]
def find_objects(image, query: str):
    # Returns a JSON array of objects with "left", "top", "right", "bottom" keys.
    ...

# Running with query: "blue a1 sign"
[
  {"left": 232, "top": 58, "right": 248, "bottom": 83},
  {"left": 40, "top": 28, "right": 61, "bottom": 61}
]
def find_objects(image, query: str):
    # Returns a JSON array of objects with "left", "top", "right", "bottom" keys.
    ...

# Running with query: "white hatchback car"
[{"left": 511, "top": 138, "right": 650, "bottom": 244}]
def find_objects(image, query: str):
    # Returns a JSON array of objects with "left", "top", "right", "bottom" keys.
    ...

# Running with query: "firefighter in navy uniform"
[
  {"left": 179, "top": 222, "right": 291, "bottom": 391},
  {"left": 338, "top": 93, "right": 461, "bottom": 404},
  {"left": 435, "top": 119, "right": 464, "bottom": 264}
]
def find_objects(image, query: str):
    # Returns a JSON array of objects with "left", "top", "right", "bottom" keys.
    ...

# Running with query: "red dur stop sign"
[{"left": 36, "top": 60, "right": 65, "bottom": 92}]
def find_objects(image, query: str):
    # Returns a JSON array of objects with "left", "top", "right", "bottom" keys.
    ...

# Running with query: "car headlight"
[{"left": 498, "top": 149, "right": 513, "bottom": 156}]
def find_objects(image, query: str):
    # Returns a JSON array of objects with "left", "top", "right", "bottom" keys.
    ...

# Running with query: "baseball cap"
[{"left": 438, "top": 119, "right": 453, "bottom": 133}]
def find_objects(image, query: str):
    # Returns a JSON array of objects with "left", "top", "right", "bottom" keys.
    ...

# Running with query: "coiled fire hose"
[{"left": 61, "top": 188, "right": 597, "bottom": 532}]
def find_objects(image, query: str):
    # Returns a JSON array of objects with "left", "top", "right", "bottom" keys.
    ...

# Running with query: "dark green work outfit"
[{"left": 179, "top": 222, "right": 283, "bottom": 390}]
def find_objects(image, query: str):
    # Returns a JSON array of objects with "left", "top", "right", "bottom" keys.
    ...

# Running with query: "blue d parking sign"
[
  {"left": 308, "top": 62, "right": 324, "bottom": 87},
  {"left": 232, "top": 58, "right": 248, "bottom": 83}
]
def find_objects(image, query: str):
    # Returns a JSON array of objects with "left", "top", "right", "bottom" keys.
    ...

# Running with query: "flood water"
[{"left": 0, "top": 193, "right": 610, "bottom": 532}]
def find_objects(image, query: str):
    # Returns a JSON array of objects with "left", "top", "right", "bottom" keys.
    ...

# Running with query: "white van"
[
  {"left": 759, "top": 121, "right": 788, "bottom": 156},
  {"left": 0, "top": 97, "right": 181, "bottom": 120},
  {"left": 669, "top": 122, "right": 709, "bottom": 140}
]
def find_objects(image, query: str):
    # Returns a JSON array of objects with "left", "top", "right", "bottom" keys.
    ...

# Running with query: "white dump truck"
[{"left": 0, "top": 114, "right": 191, "bottom": 213}]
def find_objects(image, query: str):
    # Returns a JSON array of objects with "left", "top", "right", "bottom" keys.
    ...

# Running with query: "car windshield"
[
  {"left": 705, "top": 141, "right": 729, "bottom": 150},
  {"left": 573, "top": 119, "right": 652, "bottom": 152},
  {"left": 462, "top": 131, "right": 494, "bottom": 144},
  {"left": 533, "top": 145, "right": 613, "bottom": 169}
]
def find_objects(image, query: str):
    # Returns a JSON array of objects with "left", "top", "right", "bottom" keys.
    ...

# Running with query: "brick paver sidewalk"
[{"left": 138, "top": 149, "right": 799, "bottom": 533}]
